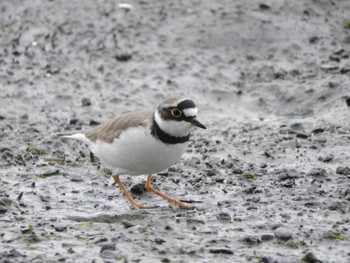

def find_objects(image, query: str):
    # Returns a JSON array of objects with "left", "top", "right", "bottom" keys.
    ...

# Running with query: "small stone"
[
  {"left": 130, "top": 183, "right": 146, "bottom": 195},
  {"left": 307, "top": 168, "right": 327, "bottom": 177},
  {"left": 81, "top": 98, "right": 91, "bottom": 107},
  {"left": 100, "top": 243, "right": 116, "bottom": 253},
  {"left": 70, "top": 175, "right": 83, "bottom": 182},
  {"left": 207, "top": 168, "right": 221, "bottom": 177},
  {"left": 261, "top": 233, "right": 275, "bottom": 241},
  {"left": 154, "top": 237, "right": 166, "bottom": 244},
  {"left": 0, "top": 205, "right": 7, "bottom": 214},
  {"left": 259, "top": 3, "right": 270, "bottom": 10},
  {"left": 232, "top": 167, "right": 243, "bottom": 174},
  {"left": 208, "top": 247, "right": 234, "bottom": 254},
  {"left": 8, "top": 249, "right": 25, "bottom": 258},
  {"left": 312, "top": 128, "right": 325, "bottom": 134},
  {"left": 121, "top": 220, "right": 136, "bottom": 229},
  {"left": 241, "top": 235, "right": 261, "bottom": 244},
  {"left": 321, "top": 63, "right": 339, "bottom": 71},
  {"left": 0, "top": 197, "right": 12, "bottom": 206},
  {"left": 318, "top": 154, "right": 333, "bottom": 163},
  {"left": 274, "top": 227, "right": 293, "bottom": 241},
  {"left": 216, "top": 212, "right": 231, "bottom": 221},
  {"left": 115, "top": 53, "right": 132, "bottom": 62},
  {"left": 344, "top": 96, "right": 350, "bottom": 107},
  {"left": 54, "top": 225, "right": 67, "bottom": 232},
  {"left": 296, "top": 133, "right": 308, "bottom": 139},
  {"left": 340, "top": 62, "right": 350, "bottom": 74},
  {"left": 302, "top": 252, "right": 323, "bottom": 263},
  {"left": 336, "top": 167, "right": 350, "bottom": 175}
]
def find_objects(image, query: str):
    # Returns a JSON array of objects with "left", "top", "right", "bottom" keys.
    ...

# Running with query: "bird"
[{"left": 60, "top": 96, "right": 206, "bottom": 209}]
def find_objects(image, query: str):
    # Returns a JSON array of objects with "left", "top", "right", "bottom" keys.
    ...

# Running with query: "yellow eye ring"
[{"left": 170, "top": 108, "right": 182, "bottom": 118}]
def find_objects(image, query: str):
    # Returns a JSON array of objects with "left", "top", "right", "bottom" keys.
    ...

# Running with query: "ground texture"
[{"left": 1, "top": 0, "right": 350, "bottom": 262}]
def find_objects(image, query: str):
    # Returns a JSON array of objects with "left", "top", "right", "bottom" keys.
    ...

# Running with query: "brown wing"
[{"left": 84, "top": 111, "right": 153, "bottom": 143}]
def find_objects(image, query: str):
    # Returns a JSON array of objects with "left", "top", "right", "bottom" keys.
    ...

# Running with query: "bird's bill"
[{"left": 191, "top": 118, "right": 206, "bottom": 129}]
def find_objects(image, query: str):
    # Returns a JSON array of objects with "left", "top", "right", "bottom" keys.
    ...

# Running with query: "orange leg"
[
  {"left": 112, "top": 175, "right": 152, "bottom": 209},
  {"left": 145, "top": 175, "right": 193, "bottom": 209}
]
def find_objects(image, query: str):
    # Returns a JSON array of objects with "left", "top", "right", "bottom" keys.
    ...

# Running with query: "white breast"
[{"left": 89, "top": 126, "right": 187, "bottom": 175}]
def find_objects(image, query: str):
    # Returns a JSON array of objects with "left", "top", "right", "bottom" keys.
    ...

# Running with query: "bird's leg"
[
  {"left": 145, "top": 175, "right": 193, "bottom": 209},
  {"left": 112, "top": 175, "right": 152, "bottom": 209}
]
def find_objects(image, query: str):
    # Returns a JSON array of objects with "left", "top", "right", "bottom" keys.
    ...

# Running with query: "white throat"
[{"left": 154, "top": 111, "right": 193, "bottom": 137}]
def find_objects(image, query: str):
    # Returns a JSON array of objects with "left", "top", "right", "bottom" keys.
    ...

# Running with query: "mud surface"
[{"left": 1, "top": 1, "right": 350, "bottom": 262}]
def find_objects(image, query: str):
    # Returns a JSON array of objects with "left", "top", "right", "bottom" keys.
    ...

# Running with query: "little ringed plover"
[{"left": 60, "top": 96, "right": 206, "bottom": 209}]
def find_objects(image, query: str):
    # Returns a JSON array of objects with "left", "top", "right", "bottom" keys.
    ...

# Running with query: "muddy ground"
[{"left": 1, "top": 0, "right": 350, "bottom": 262}]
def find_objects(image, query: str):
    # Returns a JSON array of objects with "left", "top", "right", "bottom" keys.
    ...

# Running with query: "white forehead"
[{"left": 183, "top": 107, "right": 197, "bottom": 117}]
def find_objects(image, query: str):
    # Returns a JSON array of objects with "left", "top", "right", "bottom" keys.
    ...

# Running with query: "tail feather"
[{"left": 59, "top": 131, "right": 92, "bottom": 145}]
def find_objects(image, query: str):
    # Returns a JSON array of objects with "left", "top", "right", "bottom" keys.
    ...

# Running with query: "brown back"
[{"left": 85, "top": 111, "right": 153, "bottom": 143}]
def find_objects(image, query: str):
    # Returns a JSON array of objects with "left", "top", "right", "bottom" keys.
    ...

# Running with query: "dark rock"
[
  {"left": 241, "top": 235, "right": 261, "bottom": 245},
  {"left": 259, "top": 3, "right": 270, "bottom": 10},
  {"left": 89, "top": 120, "right": 101, "bottom": 126},
  {"left": 208, "top": 247, "right": 234, "bottom": 254},
  {"left": 3, "top": 249, "right": 25, "bottom": 258},
  {"left": 186, "top": 218, "right": 205, "bottom": 224},
  {"left": 69, "top": 118, "right": 79, "bottom": 125},
  {"left": 216, "top": 212, "right": 231, "bottom": 221},
  {"left": 274, "top": 228, "right": 293, "bottom": 241},
  {"left": 100, "top": 243, "right": 116, "bottom": 253},
  {"left": 296, "top": 133, "right": 309, "bottom": 139},
  {"left": 318, "top": 154, "right": 333, "bottom": 163},
  {"left": 54, "top": 225, "right": 67, "bottom": 232},
  {"left": 232, "top": 167, "right": 243, "bottom": 174},
  {"left": 115, "top": 53, "right": 132, "bottom": 62},
  {"left": 0, "top": 205, "right": 7, "bottom": 214},
  {"left": 39, "top": 169, "right": 60, "bottom": 178},
  {"left": 290, "top": 123, "right": 304, "bottom": 130},
  {"left": 261, "top": 234, "right": 274, "bottom": 241},
  {"left": 302, "top": 252, "right": 323, "bottom": 263},
  {"left": 259, "top": 256, "right": 275, "bottom": 263},
  {"left": 340, "top": 62, "right": 350, "bottom": 74},
  {"left": 70, "top": 175, "right": 84, "bottom": 182},
  {"left": 0, "top": 197, "right": 12, "bottom": 206},
  {"left": 153, "top": 237, "right": 166, "bottom": 244},
  {"left": 130, "top": 183, "right": 146, "bottom": 195},
  {"left": 344, "top": 96, "right": 350, "bottom": 107},
  {"left": 309, "top": 36, "right": 320, "bottom": 44},
  {"left": 321, "top": 63, "right": 339, "bottom": 71},
  {"left": 336, "top": 167, "right": 350, "bottom": 175},
  {"left": 81, "top": 98, "right": 91, "bottom": 107},
  {"left": 121, "top": 220, "right": 136, "bottom": 229},
  {"left": 207, "top": 168, "right": 221, "bottom": 177},
  {"left": 307, "top": 168, "right": 327, "bottom": 177},
  {"left": 312, "top": 128, "right": 325, "bottom": 134}
]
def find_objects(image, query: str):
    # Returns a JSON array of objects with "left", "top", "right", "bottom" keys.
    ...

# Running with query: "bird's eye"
[{"left": 170, "top": 108, "right": 182, "bottom": 118}]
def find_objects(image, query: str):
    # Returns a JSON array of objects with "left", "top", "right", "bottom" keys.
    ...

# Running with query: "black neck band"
[{"left": 151, "top": 118, "right": 190, "bottom": 144}]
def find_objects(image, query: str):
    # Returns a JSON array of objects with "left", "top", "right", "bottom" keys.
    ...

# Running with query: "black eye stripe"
[{"left": 177, "top": 99, "right": 196, "bottom": 110}]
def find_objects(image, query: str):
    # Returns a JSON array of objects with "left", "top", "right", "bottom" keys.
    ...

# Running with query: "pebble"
[
  {"left": 307, "top": 168, "right": 327, "bottom": 177},
  {"left": 321, "top": 63, "right": 339, "bottom": 71},
  {"left": 54, "top": 225, "right": 67, "bottom": 232},
  {"left": 336, "top": 166, "right": 350, "bottom": 175},
  {"left": 216, "top": 212, "right": 231, "bottom": 221},
  {"left": 318, "top": 154, "right": 333, "bottom": 163},
  {"left": 261, "top": 233, "right": 275, "bottom": 241},
  {"left": 81, "top": 98, "right": 91, "bottom": 107},
  {"left": 130, "top": 183, "right": 146, "bottom": 195},
  {"left": 121, "top": 220, "right": 136, "bottom": 229},
  {"left": 100, "top": 243, "right": 116, "bottom": 253},
  {"left": 70, "top": 175, "right": 84, "bottom": 182},
  {"left": 274, "top": 227, "right": 293, "bottom": 241},
  {"left": 241, "top": 235, "right": 261, "bottom": 244},
  {"left": 208, "top": 247, "right": 234, "bottom": 254}
]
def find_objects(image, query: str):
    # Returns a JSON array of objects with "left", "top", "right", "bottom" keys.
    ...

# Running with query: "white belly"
[{"left": 90, "top": 126, "right": 187, "bottom": 175}]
